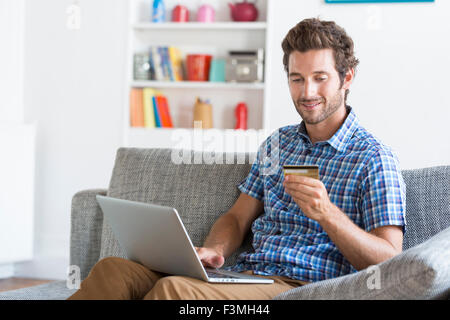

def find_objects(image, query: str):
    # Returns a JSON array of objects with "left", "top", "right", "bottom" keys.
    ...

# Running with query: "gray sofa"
[{"left": 1, "top": 148, "right": 449, "bottom": 300}]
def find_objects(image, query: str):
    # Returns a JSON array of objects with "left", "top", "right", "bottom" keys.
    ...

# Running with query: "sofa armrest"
[
  {"left": 70, "top": 188, "right": 107, "bottom": 280},
  {"left": 274, "top": 226, "right": 450, "bottom": 300}
]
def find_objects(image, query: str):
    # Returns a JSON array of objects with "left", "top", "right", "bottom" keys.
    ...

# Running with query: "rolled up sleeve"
[{"left": 359, "top": 148, "right": 407, "bottom": 233}]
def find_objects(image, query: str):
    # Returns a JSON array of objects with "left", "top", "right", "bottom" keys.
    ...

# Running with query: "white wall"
[
  {"left": 0, "top": 0, "right": 35, "bottom": 279},
  {"left": 0, "top": 0, "right": 25, "bottom": 123},
  {"left": 14, "top": 0, "right": 127, "bottom": 279},
  {"left": 266, "top": 0, "right": 450, "bottom": 169}
]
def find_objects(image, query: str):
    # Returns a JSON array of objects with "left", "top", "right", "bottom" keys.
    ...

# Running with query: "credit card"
[{"left": 283, "top": 165, "right": 319, "bottom": 180}]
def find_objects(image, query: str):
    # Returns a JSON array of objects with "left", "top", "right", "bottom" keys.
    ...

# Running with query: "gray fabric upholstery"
[
  {"left": 70, "top": 188, "right": 107, "bottom": 280},
  {"left": 275, "top": 225, "right": 450, "bottom": 300},
  {"left": 0, "top": 281, "right": 76, "bottom": 300},
  {"left": 402, "top": 166, "right": 450, "bottom": 250},
  {"left": 99, "top": 148, "right": 254, "bottom": 267}
]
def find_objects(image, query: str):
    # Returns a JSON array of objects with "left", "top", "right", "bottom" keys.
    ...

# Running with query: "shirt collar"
[{"left": 297, "top": 105, "right": 359, "bottom": 152}]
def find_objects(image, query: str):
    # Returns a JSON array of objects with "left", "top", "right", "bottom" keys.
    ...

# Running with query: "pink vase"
[{"left": 197, "top": 5, "right": 215, "bottom": 22}]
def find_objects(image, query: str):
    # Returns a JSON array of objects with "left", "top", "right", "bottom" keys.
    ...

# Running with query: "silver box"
[{"left": 225, "top": 48, "right": 264, "bottom": 83}]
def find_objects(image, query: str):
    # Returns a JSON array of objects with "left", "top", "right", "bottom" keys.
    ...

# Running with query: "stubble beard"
[{"left": 294, "top": 90, "right": 344, "bottom": 125}]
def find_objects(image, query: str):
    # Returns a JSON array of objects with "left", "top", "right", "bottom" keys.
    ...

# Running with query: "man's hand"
[
  {"left": 283, "top": 175, "right": 336, "bottom": 223},
  {"left": 195, "top": 247, "right": 225, "bottom": 268}
]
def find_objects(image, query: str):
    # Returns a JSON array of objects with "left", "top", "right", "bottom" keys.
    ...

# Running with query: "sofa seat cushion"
[
  {"left": 99, "top": 148, "right": 254, "bottom": 267},
  {"left": 0, "top": 281, "right": 76, "bottom": 300},
  {"left": 274, "top": 225, "right": 450, "bottom": 300}
]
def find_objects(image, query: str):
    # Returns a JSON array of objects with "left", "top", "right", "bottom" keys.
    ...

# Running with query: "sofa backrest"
[
  {"left": 98, "top": 148, "right": 449, "bottom": 264},
  {"left": 99, "top": 148, "right": 254, "bottom": 267},
  {"left": 402, "top": 166, "right": 450, "bottom": 250}
]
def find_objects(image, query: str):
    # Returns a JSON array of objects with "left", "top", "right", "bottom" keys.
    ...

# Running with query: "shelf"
[
  {"left": 131, "top": 80, "right": 265, "bottom": 90},
  {"left": 127, "top": 127, "right": 268, "bottom": 152},
  {"left": 133, "top": 22, "right": 267, "bottom": 31},
  {"left": 129, "top": 127, "right": 263, "bottom": 132}
]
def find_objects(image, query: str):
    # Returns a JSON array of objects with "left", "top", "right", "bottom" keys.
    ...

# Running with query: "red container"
[
  {"left": 172, "top": 5, "right": 189, "bottom": 22},
  {"left": 186, "top": 54, "right": 212, "bottom": 81},
  {"left": 234, "top": 102, "right": 248, "bottom": 130}
]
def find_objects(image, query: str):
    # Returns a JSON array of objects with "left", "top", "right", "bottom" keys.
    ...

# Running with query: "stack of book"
[
  {"left": 145, "top": 46, "right": 184, "bottom": 81},
  {"left": 130, "top": 88, "right": 174, "bottom": 128}
]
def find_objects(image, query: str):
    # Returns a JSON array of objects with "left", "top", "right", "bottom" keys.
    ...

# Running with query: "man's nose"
[{"left": 303, "top": 79, "right": 318, "bottom": 98}]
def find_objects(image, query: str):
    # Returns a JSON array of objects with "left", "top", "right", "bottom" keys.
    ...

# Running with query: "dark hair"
[{"left": 281, "top": 18, "right": 359, "bottom": 102}]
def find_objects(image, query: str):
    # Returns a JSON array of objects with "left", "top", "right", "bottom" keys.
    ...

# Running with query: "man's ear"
[{"left": 342, "top": 68, "right": 355, "bottom": 90}]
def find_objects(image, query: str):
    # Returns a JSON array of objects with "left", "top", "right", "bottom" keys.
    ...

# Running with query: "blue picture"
[{"left": 325, "top": 0, "right": 434, "bottom": 3}]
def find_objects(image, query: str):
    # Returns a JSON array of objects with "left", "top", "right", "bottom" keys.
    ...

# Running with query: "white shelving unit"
[
  {"left": 131, "top": 80, "right": 265, "bottom": 90},
  {"left": 133, "top": 22, "right": 268, "bottom": 30},
  {"left": 124, "top": 0, "right": 272, "bottom": 152}
]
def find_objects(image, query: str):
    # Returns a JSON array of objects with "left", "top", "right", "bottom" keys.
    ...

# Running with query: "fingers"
[
  {"left": 195, "top": 247, "right": 225, "bottom": 268},
  {"left": 286, "top": 189, "right": 310, "bottom": 202},
  {"left": 284, "top": 175, "right": 320, "bottom": 187},
  {"left": 202, "top": 256, "right": 224, "bottom": 268},
  {"left": 284, "top": 183, "right": 318, "bottom": 198},
  {"left": 283, "top": 175, "right": 325, "bottom": 200},
  {"left": 205, "top": 255, "right": 225, "bottom": 268}
]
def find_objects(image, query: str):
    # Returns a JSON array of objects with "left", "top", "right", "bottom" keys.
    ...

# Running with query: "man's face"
[{"left": 288, "top": 49, "right": 347, "bottom": 125}]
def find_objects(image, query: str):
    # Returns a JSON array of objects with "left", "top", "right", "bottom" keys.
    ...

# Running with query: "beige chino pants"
[{"left": 67, "top": 257, "right": 307, "bottom": 300}]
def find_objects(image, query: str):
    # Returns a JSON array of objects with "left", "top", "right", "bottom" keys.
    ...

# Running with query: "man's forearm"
[
  {"left": 202, "top": 213, "right": 245, "bottom": 259},
  {"left": 320, "top": 206, "right": 400, "bottom": 271}
]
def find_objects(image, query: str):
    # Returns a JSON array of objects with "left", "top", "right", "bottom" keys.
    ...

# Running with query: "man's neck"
[{"left": 305, "top": 105, "right": 348, "bottom": 145}]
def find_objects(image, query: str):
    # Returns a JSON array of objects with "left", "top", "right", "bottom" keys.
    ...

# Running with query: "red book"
[
  {"left": 156, "top": 95, "right": 173, "bottom": 128},
  {"left": 130, "top": 88, "right": 145, "bottom": 127}
]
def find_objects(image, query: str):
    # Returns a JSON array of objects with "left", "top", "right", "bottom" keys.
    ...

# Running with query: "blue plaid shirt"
[{"left": 226, "top": 106, "right": 406, "bottom": 282}]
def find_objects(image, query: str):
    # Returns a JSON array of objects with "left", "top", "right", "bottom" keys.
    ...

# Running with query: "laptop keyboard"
[
  {"left": 205, "top": 269, "right": 273, "bottom": 283},
  {"left": 206, "top": 270, "right": 239, "bottom": 279}
]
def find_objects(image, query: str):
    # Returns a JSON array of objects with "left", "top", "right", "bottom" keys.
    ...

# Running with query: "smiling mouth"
[{"left": 301, "top": 101, "right": 321, "bottom": 110}]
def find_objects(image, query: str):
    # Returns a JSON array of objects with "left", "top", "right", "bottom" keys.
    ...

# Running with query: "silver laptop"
[{"left": 96, "top": 195, "right": 273, "bottom": 284}]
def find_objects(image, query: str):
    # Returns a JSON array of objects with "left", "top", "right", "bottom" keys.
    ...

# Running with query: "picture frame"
[{"left": 325, "top": 0, "right": 434, "bottom": 3}]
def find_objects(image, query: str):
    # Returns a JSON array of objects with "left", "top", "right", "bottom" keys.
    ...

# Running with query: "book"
[
  {"left": 152, "top": 91, "right": 162, "bottom": 127},
  {"left": 157, "top": 46, "right": 169, "bottom": 81},
  {"left": 142, "top": 88, "right": 157, "bottom": 128},
  {"left": 145, "top": 46, "right": 183, "bottom": 81},
  {"left": 129, "top": 88, "right": 145, "bottom": 127},
  {"left": 168, "top": 46, "right": 183, "bottom": 81},
  {"left": 156, "top": 94, "right": 174, "bottom": 128},
  {"left": 130, "top": 87, "right": 174, "bottom": 129},
  {"left": 151, "top": 47, "right": 164, "bottom": 81},
  {"left": 148, "top": 49, "right": 156, "bottom": 80},
  {"left": 163, "top": 47, "right": 175, "bottom": 81}
]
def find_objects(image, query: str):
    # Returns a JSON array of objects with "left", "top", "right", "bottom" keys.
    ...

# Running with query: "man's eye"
[
  {"left": 292, "top": 79, "right": 303, "bottom": 82},
  {"left": 317, "top": 78, "right": 327, "bottom": 81}
]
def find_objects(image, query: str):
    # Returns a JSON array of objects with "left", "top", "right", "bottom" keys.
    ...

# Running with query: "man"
[{"left": 68, "top": 18, "right": 406, "bottom": 300}]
